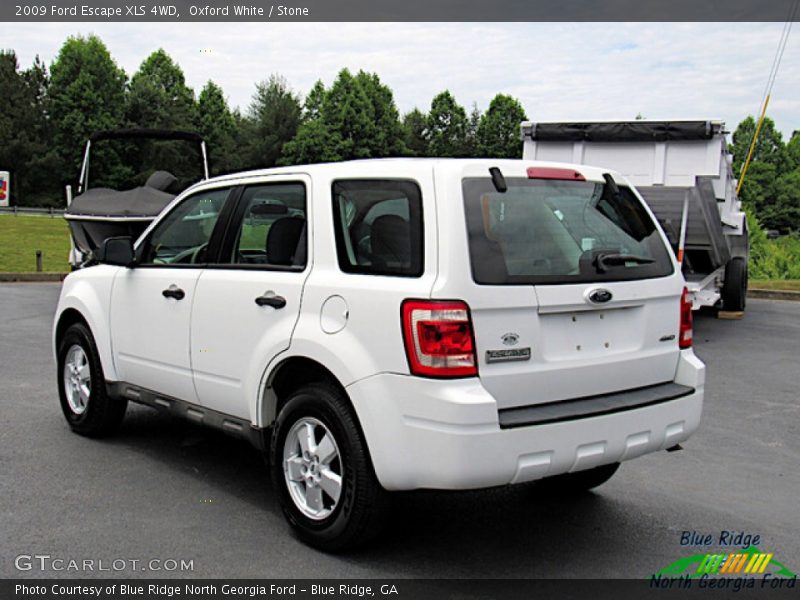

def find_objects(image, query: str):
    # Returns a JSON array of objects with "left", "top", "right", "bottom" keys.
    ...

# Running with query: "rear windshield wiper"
[{"left": 594, "top": 253, "right": 655, "bottom": 273}]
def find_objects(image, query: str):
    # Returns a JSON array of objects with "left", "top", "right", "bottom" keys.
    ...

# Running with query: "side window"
[
  {"left": 140, "top": 188, "right": 230, "bottom": 265},
  {"left": 331, "top": 180, "right": 423, "bottom": 277},
  {"left": 230, "top": 183, "right": 307, "bottom": 268}
]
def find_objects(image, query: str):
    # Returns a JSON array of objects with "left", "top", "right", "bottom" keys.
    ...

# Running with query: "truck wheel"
[
  {"left": 722, "top": 257, "right": 748, "bottom": 311},
  {"left": 536, "top": 463, "right": 620, "bottom": 495},
  {"left": 271, "top": 383, "right": 387, "bottom": 551},
  {"left": 57, "top": 323, "right": 127, "bottom": 437}
]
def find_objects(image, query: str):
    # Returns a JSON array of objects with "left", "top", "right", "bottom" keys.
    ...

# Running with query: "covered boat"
[{"left": 65, "top": 129, "right": 209, "bottom": 268}]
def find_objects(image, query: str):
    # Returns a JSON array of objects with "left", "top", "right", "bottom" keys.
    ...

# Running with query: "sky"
[{"left": 5, "top": 22, "right": 800, "bottom": 138}]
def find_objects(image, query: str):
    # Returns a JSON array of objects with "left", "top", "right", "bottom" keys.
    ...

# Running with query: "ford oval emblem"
[
  {"left": 588, "top": 289, "right": 613, "bottom": 304},
  {"left": 501, "top": 332, "right": 519, "bottom": 346}
]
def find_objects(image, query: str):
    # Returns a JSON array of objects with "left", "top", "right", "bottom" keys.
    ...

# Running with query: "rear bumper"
[{"left": 347, "top": 350, "right": 704, "bottom": 491}]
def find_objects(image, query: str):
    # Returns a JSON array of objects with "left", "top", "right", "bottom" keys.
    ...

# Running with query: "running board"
[{"left": 106, "top": 381, "right": 267, "bottom": 451}]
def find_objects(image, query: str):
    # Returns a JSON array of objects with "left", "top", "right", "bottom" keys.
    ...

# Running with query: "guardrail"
[{"left": 0, "top": 206, "right": 65, "bottom": 217}]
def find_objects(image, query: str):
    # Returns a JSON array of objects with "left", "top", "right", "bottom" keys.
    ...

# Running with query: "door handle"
[
  {"left": 255, "top": 293, "right": 286, "bottom": 309},
  {"left": 162, "top": 285, "right": 186, "bottom": 300}
]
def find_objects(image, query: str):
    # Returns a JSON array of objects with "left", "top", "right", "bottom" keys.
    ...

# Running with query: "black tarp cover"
[
  {"left": 66, "top": 186, "right": 175, "bottom": 218},
  {"left": 523, "top": 121, "right": 719, "bottom": 142}
]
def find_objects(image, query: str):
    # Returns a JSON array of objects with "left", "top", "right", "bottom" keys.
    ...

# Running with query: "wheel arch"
[
  {"left": 54, "top": 296, "right": 117, "bottom": 381},
  {"left": 55, "top": 308, "right": 90, "bottom": 348},
  {"left": 260, "top": 356, "right": 351, "bottom": 428}
]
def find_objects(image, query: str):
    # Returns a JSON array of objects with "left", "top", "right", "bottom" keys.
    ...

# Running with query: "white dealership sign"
[{"left": 0, "top": 171, "right": 9, "bottom": 207}]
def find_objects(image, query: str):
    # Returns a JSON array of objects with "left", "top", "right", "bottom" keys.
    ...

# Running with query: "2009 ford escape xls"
[{"left": 53, "top": 159, "right": 704, "bottom": 550}]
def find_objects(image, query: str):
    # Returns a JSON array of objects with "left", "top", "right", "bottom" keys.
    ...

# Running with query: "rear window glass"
[
  {"left": 332, "top": 180, "right": 423, "bottom": 277},
  {"left": 463, "top": 177, "right": 673, "bottom": 285}
]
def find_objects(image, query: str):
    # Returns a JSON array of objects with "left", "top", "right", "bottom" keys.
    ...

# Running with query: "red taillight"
[
  {"left": 679, "top": 287, "right": 693, "bottom": 349},
  {"left": 527, "top": 167, "right": 586, "bottom": 181},
  {"left": 401, "top": 300, "right": 477, "bottom": 378}
]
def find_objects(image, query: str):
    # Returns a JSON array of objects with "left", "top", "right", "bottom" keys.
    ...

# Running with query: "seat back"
[
  {"left": 266, "top": 216, "right": 305, "bottom": 266},
  {"left": 370, "top": 214, "right": 410, "bottom": 269}
]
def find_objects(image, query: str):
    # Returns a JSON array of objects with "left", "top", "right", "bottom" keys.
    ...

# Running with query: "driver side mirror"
[{"left": 95, "top": 236, "right": 136, "bottom": 267}]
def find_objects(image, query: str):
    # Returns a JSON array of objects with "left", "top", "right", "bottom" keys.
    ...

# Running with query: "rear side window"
[
  {"left": 229, "top": 183, "right": 307, "bottom": 268},
  {"left": 463, "top": 178, "right": 673, "bottom": 285},
  {"left": 332, "top": 180, "right": 423, "bottom": 277}
]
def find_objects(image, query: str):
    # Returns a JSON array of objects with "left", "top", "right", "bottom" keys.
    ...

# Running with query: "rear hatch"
[{"left": 461, "top": 166, "right": 682, "bottom": 410}]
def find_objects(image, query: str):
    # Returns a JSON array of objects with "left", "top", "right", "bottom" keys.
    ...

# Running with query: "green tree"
[
  {"left": 770, "top": 170, "right": 800, "bottom": 233},
  {"left": 20, "top": 56, "right": 61, "bottom": 205},
  {"left": 0, "top": 51, "right": 53, "bottom": 205},
  {"left": 465, "top": 104, "right": 481, "bottom": 157},
  {"left": 243, "top": 74, "right": 302, "bottom": 168},
  {"left": 49, "top": 35, "right": 128, "bottom": 186},
  {"left": 731, "top": 116, "right": 800, "bottom": 232},
  {"left": 196, "top": 80, "right": 237, "bottom": 174},
  {"left": 0, "top": 51, "right": 31, "bottom": 203},
  {"left": 278, "top": 79, "right": 334, "bottom": 164},
  {"left": 318, "top": 68, "right": 376, "bottom": 160},
  {"left": 730, "top": 116, "right": 787, "bottom": 177},
  {"left": 303, "top": 79, "right": 326, "bottom": 121},
  {"left": 127, "top": 49, "right": 195, "bottom": 129},
  {"left": 402, "top": 108, "right": 429, "bottom": 157},
  {"left": 737, "top": 159, "right": 800, "bottom": 234},
  {"left": 282, "top": 69, "right": 406, "bottom": 164},
  {"left": 786, "top": 131, "right": 800, "bottom": 170},
  {"left": 476, "top": 94, "right": 527, "bottom": 158},
  {"left": 738, "top": 160, "right": 777, "bottom": 215},
  {"left": 427, "top": 91, "right": 469, "bottom": 157},
  {"left": 279, "top": 119, "right": 341, "bottom": 165},
  {"left": 353, "top": 70, "right": 406, "bottom": 157}
]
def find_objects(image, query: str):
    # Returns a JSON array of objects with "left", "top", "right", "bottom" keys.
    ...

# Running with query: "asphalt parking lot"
[{"left": 1, "top": 283, "right": 798, "bottom": 579}]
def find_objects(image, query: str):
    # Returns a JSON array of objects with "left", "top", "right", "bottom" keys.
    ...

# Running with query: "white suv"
[{"left": 54, "top": 159, "right": 704, "bottom": 550}]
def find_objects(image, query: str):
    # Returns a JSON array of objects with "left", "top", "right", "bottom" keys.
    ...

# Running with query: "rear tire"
[
  {"left": 722, "top": 257, "right": 748, "bottom": 311},
  {"left": 270, "top": 383, "right": 387, "bottom": 551},
  {"left": 535, "top": 463, "right": 620, "bottom": 495},
  {"left": 57, "top": 323, "right": 127, "bottom": 437}
]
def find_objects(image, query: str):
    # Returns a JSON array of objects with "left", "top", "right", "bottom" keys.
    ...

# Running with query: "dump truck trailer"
[{"left": 521, "top": 119, "right": 748, "bottom": 311}]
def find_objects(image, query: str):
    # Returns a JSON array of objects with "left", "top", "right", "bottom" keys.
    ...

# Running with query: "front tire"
[
  {"left": 270, "top": 383, "right": 387, "bottom": 551},
  {"left": 57, "top": 323, "right": 127, "bottom": 437}
]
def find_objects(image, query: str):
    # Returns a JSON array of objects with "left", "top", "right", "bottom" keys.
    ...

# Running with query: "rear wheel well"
[
  {"left": 263, "top": 357, "right": 349, "bottom": 427},
  {"left": 56, "top": 309, "right": 90, "bottom": 348}
]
